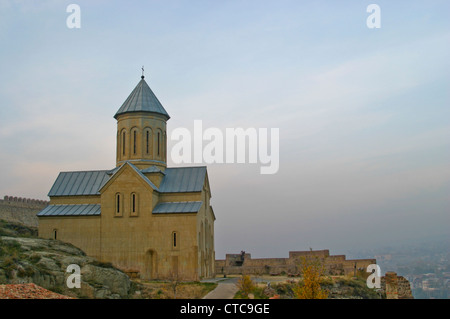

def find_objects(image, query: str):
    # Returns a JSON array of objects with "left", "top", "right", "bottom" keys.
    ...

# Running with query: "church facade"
[{"left": 37, "top": 75, "right": 216, "bottom": 281}]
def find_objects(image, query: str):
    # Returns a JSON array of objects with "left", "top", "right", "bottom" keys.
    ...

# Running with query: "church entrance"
[
  {"left": 144, "top": 249, "right": 156, "bottom": 279},
  {"left": 171, "top": 255, "right": 179, "bottom": 279}
]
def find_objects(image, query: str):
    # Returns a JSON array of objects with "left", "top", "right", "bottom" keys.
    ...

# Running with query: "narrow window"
[
  {"left": 133, "top": 130, "right": 137, "bottom": 154},
  {"left": 122, "top": 131, "right": 126, "bottom": 155},
  {"left": 163, "top": 131, "right": 166, "bottom": 158},
  {"left": 146, "top": 130, "right": 149, "bottom": 154},
  {"left": 157, "top": 132, "right": 161, "bottom": 156},
  {"left": 130, "top": 192, "right": 138, "bottom": 216},
  {"left": 53, "top": 229, "right": 57, "bottom": 240},
  {"left": 172, "top": 232, "right": 178, "bottom": 248},
  {"left": 116, "top": 193, "right": 121, "bottom": 214}
]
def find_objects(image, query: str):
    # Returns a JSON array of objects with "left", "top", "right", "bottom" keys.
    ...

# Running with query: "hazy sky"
[{"left": 0, "top": 0, "right": 449, "bottom": 259}]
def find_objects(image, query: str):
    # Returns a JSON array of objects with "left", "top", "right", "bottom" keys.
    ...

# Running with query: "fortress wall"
[
  {"left": 289, "top": 250, "right": 330, "bottom": 259},
  {"left": 215, "top": 250, "right": 378, "bottom": 277},
  {"left": 244, "top": 257, "right": 288, "bottom": 267},
  {"left": 397, "top": 275, "right": 414, "bottom": 299},
  {"left": 342, "top": 259, "right": 377, "bottom": 275},
  {"left": 381, "top": 272, "right": 413, "bottom": 299},
  {"left": 326, "top": 255, "right": 346, "bottom": 262},
  {"left": 0, "top": 195, "right": 49, "bottom": 228}
]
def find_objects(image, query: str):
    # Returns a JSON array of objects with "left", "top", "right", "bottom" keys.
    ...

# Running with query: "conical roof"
[{"left": 114, "top": 77, "right": 170, "bottom": 119}]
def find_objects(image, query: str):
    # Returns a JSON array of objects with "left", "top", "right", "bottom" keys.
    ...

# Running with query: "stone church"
[{"left": 37, "top": 75, "right": 216, "bottom": 281}]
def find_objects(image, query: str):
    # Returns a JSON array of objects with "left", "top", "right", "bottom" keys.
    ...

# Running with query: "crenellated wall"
[
  {"left": 0, "top": 195, "right": 49, "bottom": 227},
  {"left": 216, "top": 249, "right": 376, "bottom": 277}
]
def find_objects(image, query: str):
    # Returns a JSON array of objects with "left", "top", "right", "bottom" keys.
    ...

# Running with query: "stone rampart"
[
  {"left": 381, "top": 272, "right": 413, "bottom": 299},
  {"left": 0, "top": 195, "right": 49, "bottom": 227},
  {"left": 216, "top": 249, "right": 376, "bottom": 277}
]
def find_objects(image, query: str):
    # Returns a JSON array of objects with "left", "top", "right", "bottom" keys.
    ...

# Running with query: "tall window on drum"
[
  {"left": 157, "top": 132, "right": 161, "bottom": 156},
  {"left": 122, "top": 131, "right": 126, "bottom": 156},
  {"left": 133, "top": 130, "right": 137, "bottom": 154},
  {"left": 146, "top": 130, "right": 150, "bottom": 154}
]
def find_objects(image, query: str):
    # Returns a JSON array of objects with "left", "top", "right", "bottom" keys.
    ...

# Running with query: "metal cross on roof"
[{"left": 141, "top": 66, "right": 145, "bottom": 79}]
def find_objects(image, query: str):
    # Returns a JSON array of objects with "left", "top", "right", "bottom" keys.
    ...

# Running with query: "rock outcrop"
[{"left": 0, "top": 231, "right": 133, "bottom": 299}]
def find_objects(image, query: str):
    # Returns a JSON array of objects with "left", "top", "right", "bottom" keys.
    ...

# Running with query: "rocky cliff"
[{"left": 0, "top": 219, "right": 133, "bottom": 299}]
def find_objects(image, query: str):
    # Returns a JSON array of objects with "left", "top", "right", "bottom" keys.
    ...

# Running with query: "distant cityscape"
[{"left": 348, "top": 236, "right": 450, "bottom": 299}]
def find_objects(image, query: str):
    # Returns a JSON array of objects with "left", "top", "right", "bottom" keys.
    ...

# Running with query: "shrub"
[
  {"left": 293, "top": 256, "right": 329, "bottom": 299},
  {"left": 236, "top": 275, "right": 255, "bottom": 298}
]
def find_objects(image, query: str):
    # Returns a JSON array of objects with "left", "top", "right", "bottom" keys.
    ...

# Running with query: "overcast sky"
[{"left": 0, "top": 0, "right": 449, "bottom": 260}]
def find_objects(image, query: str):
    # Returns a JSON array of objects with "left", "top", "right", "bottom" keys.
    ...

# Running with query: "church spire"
[
  {"left": 114, "top": 74, "right": 170, "bottom": 120},
  {"left": 115, "top": 74, "right": 169, "bottom": 170}
]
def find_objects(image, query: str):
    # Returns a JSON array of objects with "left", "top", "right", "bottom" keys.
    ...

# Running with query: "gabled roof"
[
  {"left": 114, "top": 77, "right": 170, "bottom": 120},
  {"left": 152, "top": 201, "right": 203, "bottom": 214},
  {"left": 158, "top": 166, "right": 207, "bottom": 193},
  {"left": 47, "top": 164, "right": 207, "bottom": 197},
  {"left": 48, "top": 170, "right": 110, "bottom": 197},
  {"left": 98, "top": 161, "right": 158, "bottom": 193}
]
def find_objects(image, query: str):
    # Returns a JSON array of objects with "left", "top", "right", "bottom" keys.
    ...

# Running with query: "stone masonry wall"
[
  {"left": 381, "top": 272, "right": 414, "bottom": 299},
  {"left": 216, "top": 250, "right": 376, "bottom": 277},
  {"left": 0, "top": 195, "right": 49, "bottom": 228}
]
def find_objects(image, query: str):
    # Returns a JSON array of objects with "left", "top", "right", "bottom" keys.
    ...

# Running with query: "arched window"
[
  {"left": 143, "top": 128, "right": 152, "bottom": 156},
  {"left": 157, "top": 131, "right": 161, "bottom": 156},
  {"left": 130, "top": 192, "right": 138, "bottom": 216},
  {"left": 53, "top": 229, "right": 58, "bottom": 240},
  {"left": 122, "top": 131, "right": 126, "bottom": 156},
  {"left": 133, "top": 130, "right": 137, "bottom": 154},
  {"left": 146, "top": 130, "right": 150, "bottom": 154},
  {"left": 172, "top": 231, "right": 178, "bottom": 249},
  {"left": 115, "top": 193, "right": 122, "bottom": 216},
  {"left": 163, "top": 131, "right": 166, "bottom": 158}
]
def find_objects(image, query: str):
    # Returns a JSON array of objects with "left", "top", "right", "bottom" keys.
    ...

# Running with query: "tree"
[
  {"left": 168, "top": 271, "right": 180, "bottom": 299},
  {"left": 236, "top": 275, "right": 255, "bottom": 298},
  {"left": 293, "top": 256, "right": 328, "bottom": 299}
]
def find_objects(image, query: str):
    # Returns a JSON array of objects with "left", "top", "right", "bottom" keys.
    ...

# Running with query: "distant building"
[{"left": 37, "top": 75, "right": 216, "bottom": 281}]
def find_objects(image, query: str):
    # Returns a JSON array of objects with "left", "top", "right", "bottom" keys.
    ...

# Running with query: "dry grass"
[{"left": 131, "top": 279, "right": 217, "bottom": 299}]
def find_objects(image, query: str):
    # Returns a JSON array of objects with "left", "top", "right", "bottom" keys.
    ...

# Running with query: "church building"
[{"left": 37, "top": 75, "right": 216, "bottom": 281}]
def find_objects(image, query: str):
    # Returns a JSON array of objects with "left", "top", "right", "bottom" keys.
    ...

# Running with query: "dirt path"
[{"left": 202, "top": 277, "right": 239, "bottom": 299}]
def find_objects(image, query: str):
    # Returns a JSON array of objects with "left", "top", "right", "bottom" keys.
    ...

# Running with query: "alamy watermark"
[
  {"left": 366, "top": 264, "right": 382, "bottom": 289},
  {"left": 171, "top": 120, "right": 280, "bottom": 175},
  {"left": 366, "top": 4, "right": 381, "bottom": 29},
  {"left": 66, "top": 4, "right": 81, "bottom": 29},
  {"left": 66, "top": 264, "right": 81, "bottom": 288},
  {"left": 66, "top": 4, "right": 380, "bottom": 30}
]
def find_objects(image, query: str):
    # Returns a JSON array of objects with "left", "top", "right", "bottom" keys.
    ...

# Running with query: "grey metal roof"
[
  {"left": 48, "top": 170, "right": 111, "bottom": 197},
  {"left": 152, "top": 201, "right": 203, "bottom": 214},
  {"left": 141, "top": 165, "right": 166, "bottom": 175},
  {"left": 127, "top": 162, "right": 158, "bottom": 191},
  {"left": 106, "top": 166, "right": 120, "bottom": 175},
  {"left": 114, "top": 78, "right": 170, "bottom": 119},
  {"left": 48, "top": 165, "right": 206, "bottom": 197},
  {"left": 158, "top": 166, "right": 207, "bottom": 193},
  {"left": 37, "top": 204, "right": 101, "bottom": 217}
]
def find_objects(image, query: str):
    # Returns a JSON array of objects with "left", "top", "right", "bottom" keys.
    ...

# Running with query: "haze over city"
[{"left": 0, "top": 1, "right": 448, "bottom": 260}]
